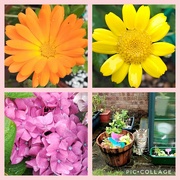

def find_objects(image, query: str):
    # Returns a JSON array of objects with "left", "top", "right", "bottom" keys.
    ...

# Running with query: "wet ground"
[{"left": 92, "top": 123, "right": 176, "bottom": 176}]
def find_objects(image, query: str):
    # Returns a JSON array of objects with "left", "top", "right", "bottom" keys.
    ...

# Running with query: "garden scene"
[{"left": 92, "top": 92, "right": 176, "bottom": 175}]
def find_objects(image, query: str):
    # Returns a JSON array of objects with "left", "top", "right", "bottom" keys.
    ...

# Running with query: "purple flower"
[{"left": 5, "top": 92, "right": 88, "bottom": 175}]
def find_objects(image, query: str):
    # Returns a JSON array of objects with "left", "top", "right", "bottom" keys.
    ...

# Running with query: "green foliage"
[
  {"left": 93, "top": 169, "right": 123, "bottom": 175},
  {"left": 5, "top": 159, "right": 28, "bottom": 175},
  {"left": 92, "top": 94, "right": 102, "bottom": 112},
  {"left": 106, "top": 110, "right": 128, "bottom": 134},
  {"left": 5, "top": 117, "right": 16, "bottom": 166},
  {"left": 5, "top": 92, "right": 34, "bottom": 99}
]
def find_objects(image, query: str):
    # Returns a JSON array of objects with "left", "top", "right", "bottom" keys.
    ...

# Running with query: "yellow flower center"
[
  {"left": 40, "top": 42, "right": 56, "bottom": 58},
  {"left": 118, "top": 30, "right": 152, "bottom": 64}
]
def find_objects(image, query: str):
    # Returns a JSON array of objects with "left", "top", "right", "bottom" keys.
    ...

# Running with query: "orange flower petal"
[
  {"left": 58, "top": 39, "right": 87, "bottom": 51},
  {"left": 6, "top": 40, "right": 39, "bottom": 50},
  {"left": 39, "top": 66, "right": 50, "bottom": 86},
  {"left": 38, "top": 5, "right": 51, "bottom": 41},
  {"left": 74, "top": 57, "right": 85, "bottom": 65},
  {"left": 73, "top": 18, "right": 84, "bottom": 30},
  {"left": 26, "top": 14, "right": 45, "bottom": 43},
  {"left": 49, "top": 5, "right": 64, "bottom": 43},
  {"left": 16, "top": 72, "right": 29, "bottom": 82},
  {"left": 19, "top": 58, "right": 39, "bottom": 76},
  {"left": 13, "top": 51, "right": 41, "bottom": 62},
  {"left": 57, "top": 63, "right": 66, "bottom": 77},
  {"left": 15, "top": 24, "right": 41, "bottom": 46},
  {"left": 47, "top": 58, "right": 58, "bottom": 73},
  {"left": 18, "top": 13, "right": 27, "bottom": 26},
  {"left": 6, "top": 25, "right": 25, "bottom": 40},
  {"left": 34, "top": 59, "right": 47, "bottom": 74},
  {"left": 5, "top": 46, "right": 22, "bottom": 55},
  {"left": 26, "top": 7, "right": 39, "bottom": 22},
  {"left": 9, "top": 61, "right": 26, "bottom": 73},
  {"left": 57, "top": 48, "right": 85, "bottom": 57},
  {"left": 32, "top": 73, "right": 39, "bottom": 87},
  {"left": 49, "top": 72, "right": 59, "bottom": 85},
  {"left": 57, "top": 55, "right": 76, "bottom": 68},
  {"left": 5, "top": 56, "right": 14, "bottom": 66}
]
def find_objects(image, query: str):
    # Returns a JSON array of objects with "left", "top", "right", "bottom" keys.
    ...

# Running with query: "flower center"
[
  {"left": 40, "top": 42, "right": 56, "bottom": 58},
  {"left": 118, "top": 30, "right": 152, "bottom": 64}
]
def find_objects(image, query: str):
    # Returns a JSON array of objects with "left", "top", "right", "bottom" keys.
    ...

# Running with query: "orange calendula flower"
[{"left": 5, "top": 5, "right": 87, "bottom": 87}]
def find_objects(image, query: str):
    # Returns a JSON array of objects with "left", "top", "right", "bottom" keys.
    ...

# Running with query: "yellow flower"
[
  {"left": 92, "top": 5, "right": 175, "bottom": 88},
  {"left": 5, "top": 5, "right": 87, "bottom": 87}
]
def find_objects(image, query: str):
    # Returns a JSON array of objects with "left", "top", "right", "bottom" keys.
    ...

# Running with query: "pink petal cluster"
[{"left": 5, "top": 92, "right": 88, "bottom": 175}]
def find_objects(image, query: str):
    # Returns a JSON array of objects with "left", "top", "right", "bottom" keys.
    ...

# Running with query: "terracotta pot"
[
  {"left": 96, "top": 130, "right": 134, "bottom": 167},
  {"left": 100, "top": 110, "right": 111, "bottom": 123}
]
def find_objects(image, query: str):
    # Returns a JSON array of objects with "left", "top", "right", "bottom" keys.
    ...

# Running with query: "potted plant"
[
  {"left": 99, "top": 95, "right": 111, "bottom": 123},
  {"left": 96, "top": 110, "right": 135, "bottom": 167},
  {"left": 155, "top": 92, "right": 170, "bottom": 116},
  {"left": 150, "top": 146, "right": 176, "bottom": 165}
]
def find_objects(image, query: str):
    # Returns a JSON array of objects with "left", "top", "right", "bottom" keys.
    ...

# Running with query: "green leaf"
[
  {"left": 5, "top": 92, "right": 34, "bottom": 99},
  {"left": 70, "top": 5, "right": 86, "bottom": 18},
  {"left": 5, "top": 117, "right": 16, "bottom": 166},
  {"left": 5, "top": 159, "right": 27, "bottom": 175}
]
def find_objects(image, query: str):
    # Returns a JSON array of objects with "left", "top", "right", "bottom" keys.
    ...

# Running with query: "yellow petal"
[
  {"left": 122, "top": 4, "right": 136, "bottom": 30},
  {"left": 92, "top": 41, "right": 117, "bottom": 54},
  {"left": 146, "top": 13, "right": 167, "bottom": 32},
  {"left": 105, "top": 12, "right": 126, "bottom": 36},
  {"left": 100, "top": 54, "right": 124, "bottom": 76},
  {"left": 93, "top": 28, "right": 118, "bottom": 42},
  {"left": 135, "top": 5, "right": 150, "bottom": 31},
  {"left": 128, "top": 64, "right": 142, "bottom": 88},
  {"left": 142, "top": 55, "right": 167, "bottom": 78},
  {"left": 151, "top": 42, "right": 175, "bottom": 56},
  {"left": 147, "top": 22, "right": 170, "bottom": 42},
  {"left": 111, "top": 62, "right": 129, "bottom": 84}
]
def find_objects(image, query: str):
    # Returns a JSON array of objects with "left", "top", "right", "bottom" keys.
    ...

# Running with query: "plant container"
[
  {"left": 100, "top": 110, "right": 111, "bottom": 123},
  {"left": 96, "top": 130, "right": 134, "bottom": 167},
  {"left": 93, "top": 111, "right": 101, "bottom": 131},
  {"left": 150, "top": 147, "right": 175, "bottom": 165}
]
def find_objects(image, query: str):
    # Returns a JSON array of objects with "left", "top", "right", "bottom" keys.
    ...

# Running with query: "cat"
[{"left": 133, "top": 129, "right": 148, "bottom": 155}]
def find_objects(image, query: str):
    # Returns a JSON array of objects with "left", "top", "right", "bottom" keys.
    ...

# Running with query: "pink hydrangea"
[{"left": 5, "top": 92, "right": 88, "bottom": 175}]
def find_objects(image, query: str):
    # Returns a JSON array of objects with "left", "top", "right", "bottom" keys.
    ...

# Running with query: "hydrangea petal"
[
  {"left": 100, "top": 54, "right": 124, "bottom": 76},
  {"left": 122, "top": 4, "right": 136, "bottom": 30},
  {"left": 105, "top": 12, "right": 126, "bottom": 36},
  {"left": 151, "top": 42, "right": 175, "bottom": 56},
  {"left": 142, "top": 55, "right": 167, "bottom": 78},
  {"left": 111, "top": 62, "right": 129, "bottom": 84},
  {"left": 128, "top": 64, "right": 142, "bottom": 88},
  {"left": 135, "top": 5, "right": 150, "bottom": 31}
]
